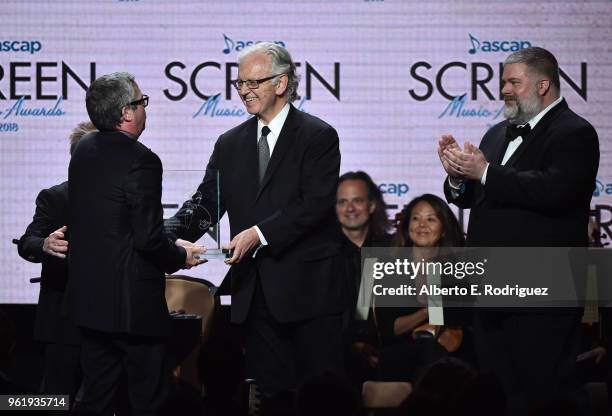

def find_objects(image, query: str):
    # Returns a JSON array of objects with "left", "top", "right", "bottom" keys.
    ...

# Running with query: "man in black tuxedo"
[
  {"left": 65, "top": 72, "right": 203, "bottom": 416},
  {"left": 439, "top": 47, "right": 599, "bottom": 413},
  {"left": 165, "top": 43, "right": 345, "bottom": 401},
  {"left": 17, "top": 121, "right": 96, "bottom": 397}
]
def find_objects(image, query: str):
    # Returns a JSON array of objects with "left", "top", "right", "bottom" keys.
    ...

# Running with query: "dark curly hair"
[{"left": 394, "top": 194, "right": 465, "bottom": 247}]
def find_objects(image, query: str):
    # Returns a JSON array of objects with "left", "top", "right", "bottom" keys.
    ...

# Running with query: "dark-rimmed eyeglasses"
[
  {"left": 231, "top": 74, "right": 285, "bottom": 90},
  {"left": 128, "top": 94, "right": 149, "bottom": 108}
]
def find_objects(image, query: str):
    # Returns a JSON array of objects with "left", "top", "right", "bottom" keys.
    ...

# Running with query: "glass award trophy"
[{"left": 162, "top": 169, "right": 230, "bottom": 261}]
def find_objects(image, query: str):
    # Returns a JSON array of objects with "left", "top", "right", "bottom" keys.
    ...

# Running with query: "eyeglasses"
[
  {"left": 128, "top": 94, "right": 149, "bottom": 108},
  {"left": 231, "top": 74, "right": 285, "bottom": 90}
]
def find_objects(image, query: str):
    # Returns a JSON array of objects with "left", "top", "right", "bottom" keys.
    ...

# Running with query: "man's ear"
[
  {"left": 369, "top": 201, "right": 376, "bottom": 215},
  {"left": 122, "top": 105, "right": 134, "bottom": 123},
  {"left": 537, "top": 79, "right": 551, "bottom": 97},
  {"left": 275, "top": 74, "right": 289, "bottom": 97}
]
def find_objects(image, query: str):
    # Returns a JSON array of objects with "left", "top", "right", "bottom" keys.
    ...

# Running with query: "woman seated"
[{"left": 348, "top": 194, "right": 471, "bottom": 383}]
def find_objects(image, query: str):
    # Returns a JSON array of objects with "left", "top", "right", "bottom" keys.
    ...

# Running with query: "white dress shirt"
[{"left": 482, "top": 95, "right": 563, "bottom": 184}]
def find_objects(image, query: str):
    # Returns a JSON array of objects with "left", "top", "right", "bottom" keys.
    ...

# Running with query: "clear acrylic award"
[{"left": 163, "top": 169, "right": 230, "bottom": 261}]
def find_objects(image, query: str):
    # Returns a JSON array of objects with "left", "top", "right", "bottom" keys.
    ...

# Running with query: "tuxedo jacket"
[
  {"left": 18, "top": 181, "right": 80, "bottom": 345},
  {"left": 66, "top": 131, "right": 186, "bottom": 337},
  {"left": 167, "top": 105, "right": 346, "bottom": 324},
  {"left": 444, "top": 99, "right": 599, "bottom": 247}
]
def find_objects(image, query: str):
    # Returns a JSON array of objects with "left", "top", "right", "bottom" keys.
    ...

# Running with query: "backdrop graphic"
[{"left": 2, "top": 1, "right": 611, "bottom": 303}]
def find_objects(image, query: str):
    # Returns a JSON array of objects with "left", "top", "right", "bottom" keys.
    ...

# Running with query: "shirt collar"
[
  {"left": 526, "top": 95, "right": 563, "bottom": 129},
  {"left": 258, "top": 103, "right": 290, "bottom": 138}
]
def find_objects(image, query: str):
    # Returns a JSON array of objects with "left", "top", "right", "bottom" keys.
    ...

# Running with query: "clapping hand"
[
  {"left": 439, "top": 137, "right": 489, "bottom": 181},
  {"left": 438, "top": 134, "right": 462, "bottom": 178}
]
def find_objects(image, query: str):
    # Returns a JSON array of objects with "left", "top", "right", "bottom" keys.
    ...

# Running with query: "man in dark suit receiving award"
[
  {"left": 17, "top": 121, "right": 96, "bottom": 398},
  {"left": 166, "top": 43, "right": 345, "bottom": 405},
  {"left": 439, "top": 47, "right": 599, "bottom": 413},
  {"left": 66, "top": 72, "right": 203, "bottom": 415}
]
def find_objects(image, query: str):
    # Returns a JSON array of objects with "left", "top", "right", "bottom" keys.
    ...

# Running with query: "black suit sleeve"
[
  {"left": 443, "top": 176, "right": 477, "bottom": 209},
  {"left": 18, "top": 188, "right": 63, "bottom": 263},
  {"left": 258, "top": 125, "right": 340, "bottom": 255},
  {"left": 485, "top": 124, "right": 599, "bottom": 212},
  {"left": 164, "top": 138, "right": 226, "bottom": 242},
  {"left": 126, "top": 150, "right": 186, "bottom": 273}
]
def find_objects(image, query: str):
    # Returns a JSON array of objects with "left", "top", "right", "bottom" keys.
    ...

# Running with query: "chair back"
[
  {"left": 165, "top": 275, "right": 215, "bottom": 341},
  {"left": 362, "top": 381, "right": 412, "bottom": 409}
]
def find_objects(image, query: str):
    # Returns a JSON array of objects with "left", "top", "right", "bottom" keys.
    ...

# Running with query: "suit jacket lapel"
[
  {"left": 504, "top": 99, "right": 568, "bottom": 167},
  {"left": 491, "top": 122, "right": 510, "bottom": 165},
  {"left": 473, "top": 124, "right": 507, "bottom": 208},
  {"left": 255, "top": 105, "right": 297, "bottom": 201}
]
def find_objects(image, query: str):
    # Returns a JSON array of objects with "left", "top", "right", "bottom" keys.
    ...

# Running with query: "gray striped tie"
[{"left": 258, "top": 126, "right": 271, "bottom": 184}]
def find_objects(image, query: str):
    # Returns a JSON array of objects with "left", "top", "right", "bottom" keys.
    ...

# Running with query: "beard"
[{"left": 503, "top": 90, "right": 543, "bottom": 125}]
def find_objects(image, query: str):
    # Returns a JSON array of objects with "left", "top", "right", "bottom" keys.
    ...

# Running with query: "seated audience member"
[
  {"left": 375, "top": 194, "right": 471, "bottom": 382},
  {"left": 17, "top": 121, "right": 97, "bottom": 397},
  {"left": 335, "top": 171, "right": 392, "bottom": 384},
  {"left": 337, "top": 171, "right": 393, "bottom": 249}
]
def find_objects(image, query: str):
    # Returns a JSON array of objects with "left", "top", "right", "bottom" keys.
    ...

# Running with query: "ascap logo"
[
  {"left": 0, "top": 40, "right": 42, "bottom": 54},
  {"left": 593, "top": 179, "right": 612, "bottom": 197},
  {"left": 222, "top": 34, "right": 286, "bottom": 55},
  {"left": 379, "top": 183, "right": 409, "bottom": 197},
  {"left": 468, "top": 34, "right": 531, "bottom": 55}
]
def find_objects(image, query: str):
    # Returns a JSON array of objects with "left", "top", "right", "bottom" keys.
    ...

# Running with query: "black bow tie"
[{"left": 506, "top": 124, "right": 531, "bottom": 141}]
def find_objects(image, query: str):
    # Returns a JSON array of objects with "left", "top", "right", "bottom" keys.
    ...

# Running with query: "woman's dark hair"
[
  {"left": 393, "top": 193, "right": 465, "bottom": 247},
  {"left": 338, "top": 171, "right": 391, "bottom": 236}
]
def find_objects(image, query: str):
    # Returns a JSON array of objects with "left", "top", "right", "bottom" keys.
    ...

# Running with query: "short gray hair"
[
  {"left": 505, "top": 47, "right": 560, "bottom": 90},
  {"left": 85, "top": 72, "right": 137, "bottom": 131},
  {"left": 238, "top": 42, "right": 300, "bottom": 102}
]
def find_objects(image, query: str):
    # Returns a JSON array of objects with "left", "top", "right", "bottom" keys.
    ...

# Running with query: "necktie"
[
  {"left": 505, "top": 124, "right": 531, "bottom": 141},
  {"left": 258, "top": 126, "right": 271, "bottom": 184}
]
